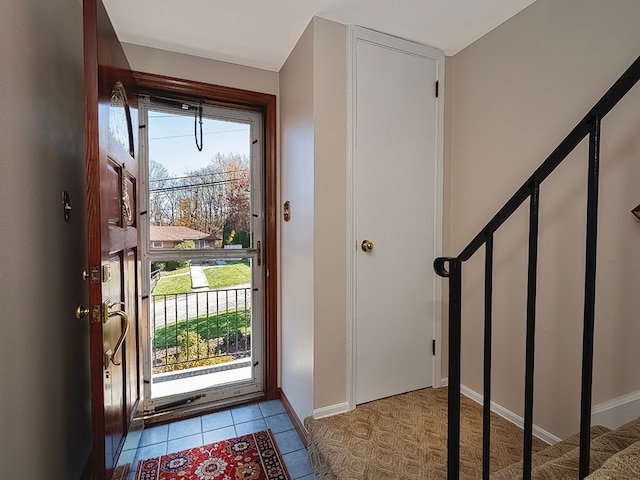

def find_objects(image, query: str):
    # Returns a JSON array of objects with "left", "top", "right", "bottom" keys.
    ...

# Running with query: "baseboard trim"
[
  {"left": 591, "top": 389, "right": 640, "bottom": 430},
  {"left": 279, "top": 388, "right": 309, "bottom": 448},
  {"left": 313, "top": 402, "right": 351, "bottom": 420},
  {"left": 460, "top": 385, "right": 561, "bottom": 445}
]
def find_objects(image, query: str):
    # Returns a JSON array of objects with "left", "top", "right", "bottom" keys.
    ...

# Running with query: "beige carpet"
[{"left": 305, "top": 387, "right": 547, "bottom": 480}]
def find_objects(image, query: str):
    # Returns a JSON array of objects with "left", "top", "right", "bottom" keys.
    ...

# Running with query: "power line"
[
  {"left": 150, "top": 177, "right": 246, "bottom": 193},
  {"left": 150, "top": 128, "right": 248, "bottom": 141},
  {"left": 149, "top": 169, "right": 248, "bottom": 183}
]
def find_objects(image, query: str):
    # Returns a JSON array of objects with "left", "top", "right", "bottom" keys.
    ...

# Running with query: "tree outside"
[{"left": 148, "top": 152, "right": 251, "bottom": 247}]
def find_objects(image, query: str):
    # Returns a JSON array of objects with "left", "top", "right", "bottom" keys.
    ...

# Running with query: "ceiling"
[{"left": 103, "top": 0, "right": 537, "bottom": 72}]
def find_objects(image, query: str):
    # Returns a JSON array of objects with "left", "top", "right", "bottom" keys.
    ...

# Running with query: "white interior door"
[{"left": 353, "top": 28, "right": 443, "bottom": 404}]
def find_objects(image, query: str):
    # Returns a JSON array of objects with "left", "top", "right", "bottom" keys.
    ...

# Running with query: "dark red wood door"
[{"left": 84, "top": 1, "right": 140, "bottom": 479}]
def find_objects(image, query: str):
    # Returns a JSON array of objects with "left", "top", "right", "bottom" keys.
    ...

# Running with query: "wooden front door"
[{"left": 84, "top": 1, "right": 140, "bottom": 478}]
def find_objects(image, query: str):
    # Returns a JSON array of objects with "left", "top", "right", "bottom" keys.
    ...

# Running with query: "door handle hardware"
[
  {"left": 76, "top": 305, "right": 90, "bottom": 319},
  {"left": 102, "top": 301, "right": 125, "bottom": 324},
  {"left": 104, "top": 306, "right": 130, "bottom": 368},
  {"left": 361, "top": 240, "right": 374, "bottom": 253},
  {"left": 256, "top": 240, "right": 262, "bottom": 266}
]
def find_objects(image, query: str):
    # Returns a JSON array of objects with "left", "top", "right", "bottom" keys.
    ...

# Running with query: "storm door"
[{"left": 139, "top": 97, "right": 264, "bottom": 412}]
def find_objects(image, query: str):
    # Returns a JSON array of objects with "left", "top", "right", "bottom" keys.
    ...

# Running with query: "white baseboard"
[
  {"left": 459, "top": 385, "right": 562, "bottom": 445},
  {"left": 313, "top": 402, "right": 352, "bottom": 420},
  {"left": 591, "top": 389, "right": 640, "bottom": 430}
]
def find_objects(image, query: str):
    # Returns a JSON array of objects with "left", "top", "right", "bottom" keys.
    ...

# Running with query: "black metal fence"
[
  {"left": 151, "top": 287, "right": 252, "bottom": 374},
  {"left": 434, "top": 55, "right": 640, "bottom": 480}
]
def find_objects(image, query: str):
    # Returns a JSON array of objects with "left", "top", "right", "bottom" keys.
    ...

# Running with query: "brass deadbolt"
[{"left": 76, "top": 305, "right": 90, "bottom": 320}]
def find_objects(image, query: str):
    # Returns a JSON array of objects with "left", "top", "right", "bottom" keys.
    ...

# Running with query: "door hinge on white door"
[
  {"left": 435, "top": 80, "right": 439, "bottom": 98},
  {"left": 432, "top": 339, "right": 436, "bottom": 355}
]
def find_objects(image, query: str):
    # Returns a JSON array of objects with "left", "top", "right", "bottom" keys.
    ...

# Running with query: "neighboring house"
[{"left": 149, "top": 225, "right": 220, "bottom": 250}]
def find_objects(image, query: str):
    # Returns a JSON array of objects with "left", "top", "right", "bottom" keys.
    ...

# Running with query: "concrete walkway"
[{"left": 189, "top": 265, "right": 209, "bottom": 289}]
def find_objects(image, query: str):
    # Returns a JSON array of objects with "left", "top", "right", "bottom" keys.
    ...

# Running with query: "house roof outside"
[{"left": 150, "top": 225, "right": 211, "bottom": 243}]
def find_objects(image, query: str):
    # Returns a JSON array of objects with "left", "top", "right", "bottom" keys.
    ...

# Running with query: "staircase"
[
  {"left": 492, "top": 418, "right": 640, "bottom": 479},
  {"left": 435, "top": 55, "right": 640, "bottom": 480}
]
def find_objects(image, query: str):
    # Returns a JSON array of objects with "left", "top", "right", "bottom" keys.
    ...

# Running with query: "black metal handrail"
[{"left": 434, "top": 55, "right": 640, "bottom": 480}]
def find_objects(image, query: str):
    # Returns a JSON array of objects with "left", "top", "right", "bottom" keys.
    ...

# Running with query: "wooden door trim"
[
  {"left": 132, "top": 71, "right": 278, "bottom": 400},
  {"left": 83, "top": 0, "right": 105, "bottom": 475}
]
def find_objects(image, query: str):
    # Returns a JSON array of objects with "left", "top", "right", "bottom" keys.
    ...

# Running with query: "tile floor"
[{"left": 118, "top": 399, "right": 316, "bottom": 480}]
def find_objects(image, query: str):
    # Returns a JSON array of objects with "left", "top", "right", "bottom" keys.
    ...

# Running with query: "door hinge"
[
  {"left": 435, "top": 80, "right": 439, "bottom": 98},
  {"left": 432, "top": 339, "right": 436, "bottom": 355}
]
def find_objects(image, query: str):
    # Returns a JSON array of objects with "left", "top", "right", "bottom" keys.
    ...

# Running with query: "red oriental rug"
[{"left": 135, "top": 429, "right": 291, "bottom": 480}]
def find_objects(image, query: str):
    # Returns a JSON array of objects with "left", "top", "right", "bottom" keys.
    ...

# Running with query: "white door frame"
[
  {"left": 346, "top": 26, "right": 445, "bottom": 410},
  {"left": 138, "top": 97, "right": 265, "bottom": 412}
]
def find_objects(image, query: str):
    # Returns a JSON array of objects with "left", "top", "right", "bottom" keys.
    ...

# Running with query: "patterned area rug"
[
  {"left": 135, "top": 429, "right": 290, "bottom": 480},
  {"left": 305, "top": 387, "right": 547, "bottom": 480}
]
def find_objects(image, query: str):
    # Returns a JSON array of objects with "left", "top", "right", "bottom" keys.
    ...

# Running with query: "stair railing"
[{"left": 434, "top": 55, "right": 640, "bottom": 480}]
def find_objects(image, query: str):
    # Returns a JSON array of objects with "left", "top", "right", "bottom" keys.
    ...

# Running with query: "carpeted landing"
[{"left": 305, "top": 387, "right": 547, "bottom": 480}]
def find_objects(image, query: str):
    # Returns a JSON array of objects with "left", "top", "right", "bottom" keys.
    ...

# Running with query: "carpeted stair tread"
[
  {"left": 585, "top": 440, "right": 640, "bottom": 479},
  {"left": 305, "top": 387, "right": 547, "bottom": 480},
  {"left": 528, "top": 417, "right": 640, "bottom": 479},
  {"left": 491, "top": 425, "right": 611, "bottom": 480}
]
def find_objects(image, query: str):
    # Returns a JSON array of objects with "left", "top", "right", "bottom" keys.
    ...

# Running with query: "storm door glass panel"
[{"left": 147, "top": 109, "right": 252, "bottom": 252}]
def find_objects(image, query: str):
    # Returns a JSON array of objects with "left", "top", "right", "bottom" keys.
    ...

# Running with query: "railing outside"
[
  {"left": 434, "top": 55, "right": 640, "bottom": 480},
  {"left": 151, "top": 287, "right": 252, "bottom": 374}
]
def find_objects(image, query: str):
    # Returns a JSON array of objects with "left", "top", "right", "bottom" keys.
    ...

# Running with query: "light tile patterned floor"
[{"left": 120, "top": 400, "right": 316, "bottom": 480}]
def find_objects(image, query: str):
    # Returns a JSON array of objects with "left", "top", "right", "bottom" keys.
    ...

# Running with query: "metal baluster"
[
  {"left": 448, "top": 259, "right": 462, "bottom": 480},
  {"left": 523, "top": 182, "right": 540, "bottom": 480},
  {"left": 579, "top": 116, "right": 601, "bottom": 479},
  {"left": 483, "top": 234, "right": 494, "bottom": 480}
]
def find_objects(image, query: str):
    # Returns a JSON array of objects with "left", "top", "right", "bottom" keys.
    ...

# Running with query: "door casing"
[{"left": 132, "top": 71, "right": 279, "bottom": 404}]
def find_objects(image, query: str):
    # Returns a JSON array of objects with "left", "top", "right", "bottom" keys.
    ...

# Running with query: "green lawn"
[
  {"left": 161, "top": 266, "right": 190, "bottom": 277},
  {"left": 152, "top": 261, "right": 251, "bottom": 295},
  {"left": 152, "top": 273, "right": 193, "bottom": 295},
  {"left": 153, "top": 310, "right": 251, "bottom": 349},
  {"left": 204, "top": 262, "right": 250, "bottom": 289}
]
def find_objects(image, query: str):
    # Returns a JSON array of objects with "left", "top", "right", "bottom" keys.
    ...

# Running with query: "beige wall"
[
  {"left": 0, "top": 0, "right": 91, "bottom": 476},
  {"left": 280, "top": 21, "right": 315, "bottom": 421},
  {"left": 122, "top": 43, "right": 279, "bottom": 95},
  {"left": 279, "top": 17, "right": 348, "bottom": 420},
  {"left": 446, "top": 0, "right": 640, "bottom": 438},
  {"left": 312, "top": 18, "right": 348, "bottom": 411}
]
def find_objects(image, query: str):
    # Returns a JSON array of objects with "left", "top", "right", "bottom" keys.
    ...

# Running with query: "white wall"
[
  {"left": 0, "top": 0, "right": 91, "bottom": 477},
  {"left": 122, "top": 43, "right": 278, "bottom": 95},
  {"left": 280, "top": 22, "right": 315, "bottom": 422},
  {"left": 445, "top": 0, "right": 640, "bottom": 438}
]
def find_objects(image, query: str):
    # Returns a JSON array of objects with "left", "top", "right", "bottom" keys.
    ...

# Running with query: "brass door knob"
[
  {"left": 76, "top": 305, "right": 90, "bottom": 319},
  {"left": 361, "top": 240, "right": 374, "bottom": 252}
]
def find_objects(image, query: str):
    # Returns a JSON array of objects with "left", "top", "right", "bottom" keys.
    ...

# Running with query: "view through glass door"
[{"left": 140, "top": 97, "right": 264, "bottom": 411}]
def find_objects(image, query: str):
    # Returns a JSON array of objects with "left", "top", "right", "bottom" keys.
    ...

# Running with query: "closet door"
[{"left": 352, "top": 27, "right": 443, "bottom": 404}]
